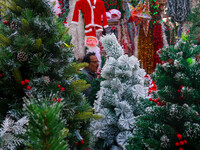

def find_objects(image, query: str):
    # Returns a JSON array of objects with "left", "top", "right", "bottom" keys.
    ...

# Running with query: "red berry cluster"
[
  {"left": 57, "top": 84, "right": 65, "bottom": 91},
  {"left": 178, "top": 85, "right": 184, "bottom": 100},
  {"left": 21, "top": 79, "right": 31, "bottom": 90},
  {"left": 149, "top": 97, "right": 166, "bottom": 106},
  {"left": 3, "top": 20, "right": 9, "bottom": 26},
  {"left": 75, "top": 139, "right": 84, "bottom": 146},
  {"left": 175, "top": 134, "right": 187, "bottom": 150}
]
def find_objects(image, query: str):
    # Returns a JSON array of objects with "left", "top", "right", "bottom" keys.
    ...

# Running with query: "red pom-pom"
[
  {"left": 57, "top": 98, "right": 62, "bottom": 102},
  {"left": 75, "top": 142, "right": 79, "bottom": 145},
  {"left": 57, "top": 85, "right": 61, "bottom": 88},
  {"left": 3, "top": 20, "right": 9, "bottom": 25},
  {"left": 175, "top": 142, "right": 180, "bottom": 146},
  {"left": 183, "top": 140, "right": 187, "bottom": 144},
  {"left": 149, "top": 98, "right": 152, "bottom": 101},
  {"left": 80, "top": 140, "right": 84, "bottom": 144},
  {"left": 26, "top": 86, "right": 31, "bottom": 90},
  {"left": 179, "top": 148, "right": 183, "bottom": 150},
  {"left": 180, "top": 85, "right": 184, "bottom": 89},
  {"left": 180, "top": 141, "right": 184, "bottom": 145},
  {"left": 177, "top": 134, "right": 182, "bottom": 139},
  {"left": 60, "top": 87, "right": 65, "bottom": 91},
  {"left": 21, "top": 81, "right": 25, "bottom": 85},
  {"left": 24, "top": 79, "right": 29, "bottom": 84}
]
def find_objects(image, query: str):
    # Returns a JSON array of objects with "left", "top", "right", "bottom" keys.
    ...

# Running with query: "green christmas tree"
[
  {"left": 127, "top": 3, "right": 200, "bottom": 150},
  {"left": 0, "top": 0, "right": 94, "bottom": 149}
]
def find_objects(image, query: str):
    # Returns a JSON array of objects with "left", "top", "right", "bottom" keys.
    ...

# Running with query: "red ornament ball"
[
  {"left": 21, "top": 81, "right": 25, "bottom": 85},
  {"left": 80, "top": 140, "right": 84, "bottom": 144},
  {"left": 179, "top": 148, "right": 183, "bottom": 150},
  {"left": 75, "top": 142, "right": 79, "bottom": 145},
  {"left": 149, "top": 98, "right": 152, "bottom": 101},
  {"left": 57, "top": 85, "right": 61, "bottom": 88},
  {"left": 175, "top": 142, "right": 180, "bottom": 146},
  {"left": 26, "top": 86, "right": 31, "bottom": 90},
  {"left": 157, "top": 102, "right": 162, "bottom": 106},
  {"left": 60, "top": 87, "right": 65, "bottom": 91},
  {"left": 24, "top": 79, "right": 29, "bottom": 84},
  {"left": 183, "top": 140, "right": 187, "bottom": 144},
  {"left": 177, "top": 134, "right": 182, "bottom": 139},
  {"left": 180, "top": 141, "right": 184, "bottom": 145},
  {"left": 153, "top": 99, "right": 158, "bottom": 103},
  {"left": 57, "top": 98, "right": 62, "bottom": 102},
  {"left": 180, "top": 85, "right": 184, "bottom": 89},
  {"left": 0, "top": 73, "right": 3, "bottom": 78},
  {"left": 177, "top": 89, "right": 181, "bottom": 93}
]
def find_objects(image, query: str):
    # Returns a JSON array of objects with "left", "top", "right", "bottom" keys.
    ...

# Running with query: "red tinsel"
[{"left": 153, "top": 23, "right": 163, "bottom": 70}]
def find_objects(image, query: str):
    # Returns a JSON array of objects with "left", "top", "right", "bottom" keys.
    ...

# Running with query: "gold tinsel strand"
[{"left": 138, "top": 24, "right": 154, "bottom": 74}]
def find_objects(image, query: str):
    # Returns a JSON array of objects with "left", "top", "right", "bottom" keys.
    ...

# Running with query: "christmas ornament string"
[{"left": 57, "top": 0, "right": 68, "bottom": 24}]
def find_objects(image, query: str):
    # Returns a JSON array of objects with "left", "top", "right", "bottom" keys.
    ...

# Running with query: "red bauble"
[
  {"left": 149, "top": 98, "right": 152, "bottom": 101},
  {"left": 80, "top": 140, "right": 84, "bottom": 144},
  {"left": 183, "top": 140, "right": 187, "bottom": 144},
  {"left": 75, "top": 142, "right": 79, "bottom": 145},
  {"left": 177, "top": 89, "right": 181, "bottom": 93},
  {"left": 24, "top": 79, "right": 29, "bottom": 84},
  {"left": 180, "top": 141, "right": 184, "bottom": 145},
  {"left": 60, "top": 87, "right": 65, "bottom": 91},
  {"left": 26, "top": 86, "right": 31, "bottom": 90},
  {"left": 175, "top": 142, "right": 180, "bottom": 146},
  {"left": 177, "top": 134, "right": 182, "bottom": 139},
  {"left": 61, "top": 45, "right": 65, "bottom": 48},
  {"left": 180, "top": 85, "right": 184, "bottom": 89},
  {"left": 157, "top": 97, "right": 161, "bottom": 101},
  {"left": 0, "top": 73, "right": 3, "bottom": 78},
  {"left": 21, "top": 81, "right": 25, "bottom": 85},
  {"left": 178, "top": 96, "right": 184, "bottom": 100},
  {"left": 57, "top": 85, "right": 61, "bottom": 88},
  {"left": 57, "top": 98, "right": 62, "bottom": 102},
  {"left": 157, "top": 49, "right": 161, "bottom": 54},
  {"left": 179, "top": 148, "right": 183, "bottom": 150},
  {"left": 3, "top": 20, "right": 9, "bottom": 25}
]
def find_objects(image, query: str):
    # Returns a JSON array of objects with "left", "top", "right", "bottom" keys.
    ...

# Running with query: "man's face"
[{"left": 88, "top": 55, "right": 99, "bottom": 73}]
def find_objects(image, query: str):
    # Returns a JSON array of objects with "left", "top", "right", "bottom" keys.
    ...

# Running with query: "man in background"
[{"left": 81, "top": 52, "right": 99, "bottom": 100}]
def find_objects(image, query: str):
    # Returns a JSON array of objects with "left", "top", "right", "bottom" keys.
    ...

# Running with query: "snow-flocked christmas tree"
[{"left": 91, "top": 34, "right": 146, "bottom": 150}]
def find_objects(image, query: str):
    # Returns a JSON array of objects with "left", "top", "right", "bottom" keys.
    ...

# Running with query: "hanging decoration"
[
  {"left": 167, "top": 0, "right": 190, "bottom": 23},
  {"left": 138, "top": 24, "right": 154, "bottom": 74},
  {"left": 142, "top": 0, "right": 151, "bottom": 36}
]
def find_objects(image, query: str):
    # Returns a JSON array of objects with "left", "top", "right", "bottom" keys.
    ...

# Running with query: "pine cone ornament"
[{"left": 17, "top": 52, "right": 28, "bottom": 62}]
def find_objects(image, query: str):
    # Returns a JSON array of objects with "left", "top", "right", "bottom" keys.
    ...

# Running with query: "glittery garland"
[
  {"left": 161, "top": 22, "right": 169, "bottom": 47},
  {"left": 153, "top": 23, "right": 163, "bottom": 69},
  {"left": 167, "top": 0, "right": 190, "bottom": 23},
  {"left": 138, "top": 24, "right": 154, "bottom": 74}
]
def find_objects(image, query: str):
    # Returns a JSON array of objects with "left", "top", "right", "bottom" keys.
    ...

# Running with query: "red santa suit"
[{"left": 72, "top": 0, "right": 108, "bottom": 37}]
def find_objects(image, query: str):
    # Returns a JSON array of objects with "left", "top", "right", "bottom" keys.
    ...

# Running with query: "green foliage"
[{"left": 24, "top": 94, "right": 68, "bottom": 150}]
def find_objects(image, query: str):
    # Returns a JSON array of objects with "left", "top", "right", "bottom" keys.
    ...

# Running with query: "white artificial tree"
[{"left": 91, "top": 34, "right": 147, "bottom": 150}]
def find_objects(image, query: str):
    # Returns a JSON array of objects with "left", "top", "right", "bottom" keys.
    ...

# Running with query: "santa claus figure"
[{"left": 72, "top": 0, "right": 108, "bottom": 38}]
